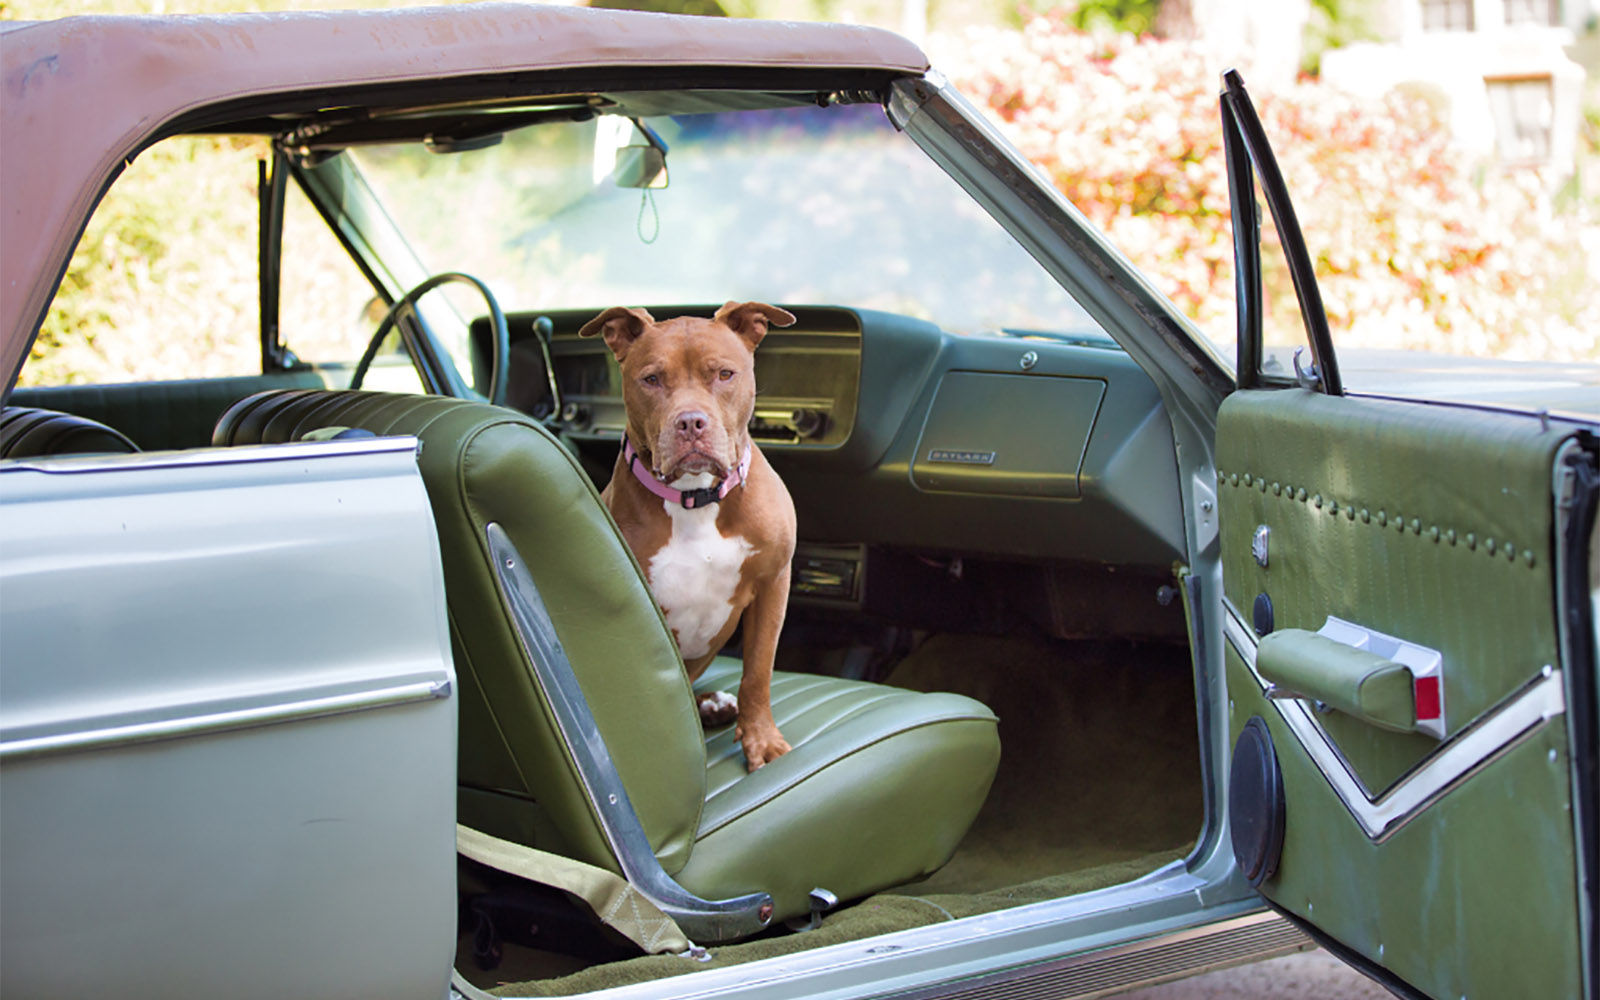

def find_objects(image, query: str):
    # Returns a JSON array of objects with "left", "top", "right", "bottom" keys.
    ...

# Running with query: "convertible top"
[{"left": 0, "top": 3, "right": 928, "bottom": 390}]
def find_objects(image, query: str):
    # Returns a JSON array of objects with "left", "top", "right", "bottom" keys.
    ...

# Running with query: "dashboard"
[
  {"left": 472, "top": 305, "right": 1185, "bottom": 577},
  {"left": 493, "top": 306, "right": 862, "bottom": 448}
]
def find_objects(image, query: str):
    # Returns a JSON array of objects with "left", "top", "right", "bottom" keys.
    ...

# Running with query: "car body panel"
[{"left": 0, "top": 438, "right": 458, "bottom": 999}]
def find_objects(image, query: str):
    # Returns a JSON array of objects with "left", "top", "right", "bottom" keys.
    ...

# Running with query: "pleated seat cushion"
[
  {"left": 684, "top": 658, "right": 999, "bottom": 916},
  {"left": 0, "top": 406, "right": 138, "bottom": 458}
]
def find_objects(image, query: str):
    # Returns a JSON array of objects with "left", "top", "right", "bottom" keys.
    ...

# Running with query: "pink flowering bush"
[{"left": 934, "top": 14, "right": 1599, "bottom": 362}]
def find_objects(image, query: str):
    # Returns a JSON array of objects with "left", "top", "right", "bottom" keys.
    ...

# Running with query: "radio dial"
[{"left": 791, "top": 408, "right": 827, "bottom": 439}]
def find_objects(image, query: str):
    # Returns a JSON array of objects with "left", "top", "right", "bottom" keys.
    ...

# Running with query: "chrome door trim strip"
[
  {"left": 0, "top": 676, "right": 452, "bottom": 762},
  {"left": 1223, "top": 601, "right": 1566, "bottom": 841}
]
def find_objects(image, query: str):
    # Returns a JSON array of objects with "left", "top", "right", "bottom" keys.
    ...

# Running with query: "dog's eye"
[
  {"left": 642, "top": 373, "right": 660, "bottom": 387},
  {"left": 718, "top": 369, "right": 735, "bottom": 381}
]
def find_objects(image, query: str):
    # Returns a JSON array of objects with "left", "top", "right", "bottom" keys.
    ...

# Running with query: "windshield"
[{"left": 350, "top": 102, "right": 1103, "bottom": 344}]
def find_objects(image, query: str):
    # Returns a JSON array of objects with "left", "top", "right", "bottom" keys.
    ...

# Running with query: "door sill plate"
[{"left": 893, "top": 911, "right": 1309, "bottom": 1000}]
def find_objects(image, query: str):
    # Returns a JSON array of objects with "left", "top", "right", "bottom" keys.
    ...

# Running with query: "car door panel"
[
  {"left": 0, "top": 439, "right": 457, "bottom": 1000},
  {"left": 1218, "top": 387, "right": 1585, "bottom": 999}
]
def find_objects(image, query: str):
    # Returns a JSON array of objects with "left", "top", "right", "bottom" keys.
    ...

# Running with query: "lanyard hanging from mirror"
[{"left": 637, "top": 186, "right": 660, "bottom": 245}]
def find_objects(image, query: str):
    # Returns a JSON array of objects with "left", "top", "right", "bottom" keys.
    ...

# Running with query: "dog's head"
[{"left": 579, "top": 302, "right": 796, "bottom": 485}]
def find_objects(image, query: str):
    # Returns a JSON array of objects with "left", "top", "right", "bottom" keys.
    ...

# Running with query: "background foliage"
[{"left": 935, "top": 12, "right": 1600, "bottom": 361}]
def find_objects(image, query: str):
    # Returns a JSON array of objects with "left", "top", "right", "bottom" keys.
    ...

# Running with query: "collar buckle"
[{"left": 680, "top": 486, "right": 721, "bottom": 510}]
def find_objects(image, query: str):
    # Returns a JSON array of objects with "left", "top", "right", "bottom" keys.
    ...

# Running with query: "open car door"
[{"left": 1214, "top": 72, "right": 1599, "bottom": 999}]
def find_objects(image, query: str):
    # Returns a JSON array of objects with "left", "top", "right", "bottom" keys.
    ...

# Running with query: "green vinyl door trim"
[{"left": 1215, "top": 388, "right": 1591, "bottom": 1000}]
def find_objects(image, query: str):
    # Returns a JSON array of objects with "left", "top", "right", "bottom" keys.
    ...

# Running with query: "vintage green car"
[{"left": 1, "top": 7, "right": 1595, "bottom": 1000}]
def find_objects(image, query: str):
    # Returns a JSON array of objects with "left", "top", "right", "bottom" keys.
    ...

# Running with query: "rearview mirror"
[
  {"left": 613, "top": 142, "right": 668, "bottom": 189},
  {"left": 595, "top": 116, "right": 669, "bottom": 189}
]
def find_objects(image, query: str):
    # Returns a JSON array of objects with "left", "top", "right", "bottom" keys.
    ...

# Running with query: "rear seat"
[
  {"left": 10, "top": 370, "right": 328, "bottom": 451},
  {"left": 0, "top": 406, "right": 139, "bottom": 459}
]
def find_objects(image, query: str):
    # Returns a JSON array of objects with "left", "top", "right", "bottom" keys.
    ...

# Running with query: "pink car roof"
[{"left": 0, "top": 4, "right": 926, "bottom": 388}]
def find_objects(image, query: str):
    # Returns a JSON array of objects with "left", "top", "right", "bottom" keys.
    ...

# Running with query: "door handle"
[{"left": 1257, "top": 617, "right": 1445, "bottom": 739}]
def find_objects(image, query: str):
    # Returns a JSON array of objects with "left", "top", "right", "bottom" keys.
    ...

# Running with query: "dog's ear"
[
  {"left": 714, "top": 301, "right": 796, "bottom": 349},
  {"left": 578, "top": 306, "right": 655, "bottom": 362}
]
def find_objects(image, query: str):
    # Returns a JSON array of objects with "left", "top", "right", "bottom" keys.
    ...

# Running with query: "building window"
[
  {"left": 1420, "top": 0, "right": 1475, "bottom": 30},
  {"left": 1504, "top": 0, "right": 1561, "bottom": 25},
  {"left": 1486, "top": 76, "right": 1555, "bottom": 164}
]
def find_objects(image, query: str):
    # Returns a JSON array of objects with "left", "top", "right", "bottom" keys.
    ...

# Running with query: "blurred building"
[
  {"left": 1153, "top": 0, "right": 1313, "bottom": 89},
  {"left": 1321, "top": 0, "right": 1589, "bottom": 172}
]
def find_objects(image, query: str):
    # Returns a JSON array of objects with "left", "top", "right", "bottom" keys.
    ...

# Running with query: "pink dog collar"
[{"left": 623, "top": 436, "right": 752, "bottom": 510}]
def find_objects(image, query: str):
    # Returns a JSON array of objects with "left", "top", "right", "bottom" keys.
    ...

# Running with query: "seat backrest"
[
  {"left": 214, "top": 389, "right": 707, "bottom": 876},
  {"left": 11, "top": 370, "right": 328, "bottom": 450},
  {"left": 0, "top": 406, "right": 139, "bottom": 458}
]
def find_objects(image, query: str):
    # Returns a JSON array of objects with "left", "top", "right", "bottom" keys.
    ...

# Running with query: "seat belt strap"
[{"left": 455, "top": 824, "right": 690, "bottom": 956}]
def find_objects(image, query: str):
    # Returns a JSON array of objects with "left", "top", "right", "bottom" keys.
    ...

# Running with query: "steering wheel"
[{"left": 350, "top": 271, "right": 509, "bottom": 407}]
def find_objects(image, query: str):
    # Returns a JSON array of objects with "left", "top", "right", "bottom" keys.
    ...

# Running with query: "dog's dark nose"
[{"left": 675, "top": 411, "right": 710, "bottom": 437}]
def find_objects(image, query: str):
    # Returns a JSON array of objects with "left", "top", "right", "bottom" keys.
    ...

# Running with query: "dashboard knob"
[
  {"left": 561, "top": 402, "right": 590, "bottom": 428},
  {"left": 791, "top": 408, "right": 826, "bottom": 439}
]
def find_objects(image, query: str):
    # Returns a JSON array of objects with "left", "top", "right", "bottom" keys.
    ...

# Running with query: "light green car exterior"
[{"left": 1, "top": 8, "right": 1594, "bottom": 1000}]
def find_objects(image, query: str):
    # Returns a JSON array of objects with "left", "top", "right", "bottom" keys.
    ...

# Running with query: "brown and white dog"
[{"left": 579, "top": 301, "right": 797, "bottom": 771}]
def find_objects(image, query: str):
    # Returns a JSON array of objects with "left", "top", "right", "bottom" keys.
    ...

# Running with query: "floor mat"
[{"left": 882, "top": 633, "right": 1202, "bottom": 895}]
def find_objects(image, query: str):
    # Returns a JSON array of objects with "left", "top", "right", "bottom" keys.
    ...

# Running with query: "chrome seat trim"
[{"left": 485, "top": 521, "right": 773, "bottom": 943}]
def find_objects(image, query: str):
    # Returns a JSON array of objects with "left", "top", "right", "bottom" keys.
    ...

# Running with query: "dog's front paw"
[
  {"left": 696, "top": 690, "right": 739, "bottom": 728},
  {"left": 736, "top": 723, "right": 791, "bottom": 771}
]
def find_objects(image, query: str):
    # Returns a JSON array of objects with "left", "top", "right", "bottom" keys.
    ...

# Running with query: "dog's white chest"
[{"left": 647, "top": 497, "right": 754, "bottom": 660}]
